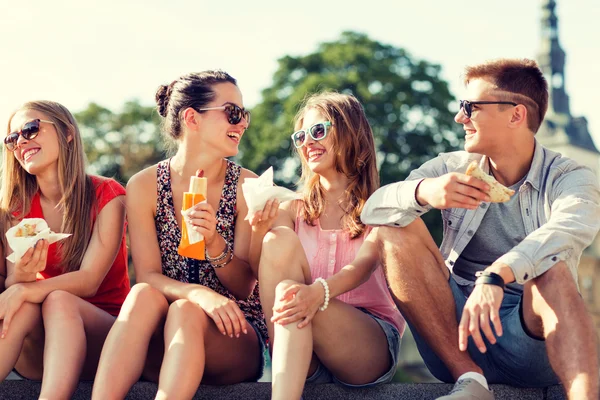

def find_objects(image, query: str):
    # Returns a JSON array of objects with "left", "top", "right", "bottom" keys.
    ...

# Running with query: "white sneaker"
[{"left": 436, "top": 378, "right": 495, "bottom": 400}]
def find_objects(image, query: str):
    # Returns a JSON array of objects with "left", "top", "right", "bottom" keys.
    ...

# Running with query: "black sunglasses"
[
  {"left": 459, "top": 100, "right": 518, "bottom": 119},
  {"left": 291, "top": 121, "right": 332, "bottom": 148},
  {"left": 196, "top": 104, "right": 251, "bottom": 126},
  {"left": 4, "top": 119, "right": 55, "bottom": 151}
]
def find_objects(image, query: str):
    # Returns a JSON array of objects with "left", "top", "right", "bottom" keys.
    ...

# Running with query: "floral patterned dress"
[{"left": 154, "top": 159, "right": 267, "bottom": 340}]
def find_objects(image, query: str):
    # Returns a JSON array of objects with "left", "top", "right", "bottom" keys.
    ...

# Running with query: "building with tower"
[{"left": 536, "top": 0, "right": 600, "bottom": 339}]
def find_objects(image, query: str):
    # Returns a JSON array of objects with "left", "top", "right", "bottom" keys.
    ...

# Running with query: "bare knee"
[
  {"left": 377, "top": 219, "right": 433, "bottom": 252},
  {"left": 119, "top": 283, "right": 169, "bottom": 319},
  {"left": 1, "top": 302, "right": 41, "bottom": 337},
  {"left": 167, "top": 299, "right": 209, "bottom": 331},
  {"left": 275, "top": 279, "right": 301, "bottom": 297},
  {"left": 263, "top": 227, "right": 300, "bottom": 254},
  {"left": 524, "top": 262, "right": 588, "bottom": 335},
  {"left": 18, "top": 302, "right": 42, "bottom": 319},
  {"left": 261, "top": 227, "right": 303, "bottom": 269},
  {"left": 42, "top": 290, "right": 79, "bottom": 318},
  {"left": 529, "top": 262, "right": 584, "bottom": 312},
  {"left": 377, "top": 220, "right": 446, "bottom": 277}
]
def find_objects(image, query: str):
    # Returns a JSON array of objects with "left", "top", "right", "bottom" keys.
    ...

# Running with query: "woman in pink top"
[{"left": 249, "top": 92, "right": 405, "bottom": 400}]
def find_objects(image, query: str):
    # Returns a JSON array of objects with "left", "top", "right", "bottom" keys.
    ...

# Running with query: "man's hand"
[
  {"left": 458, "top": 284, "right": 504, "bottom": 353},
  {"left": 417, "top": 174, "right": 491, "bottom": 209}
]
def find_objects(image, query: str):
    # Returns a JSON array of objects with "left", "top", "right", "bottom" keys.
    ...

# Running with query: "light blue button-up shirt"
[{"left": 361, "top": 141, "right": 600, "bottom": 286}]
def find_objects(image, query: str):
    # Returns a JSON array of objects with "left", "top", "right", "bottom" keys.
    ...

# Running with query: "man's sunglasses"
[
  {"left": 196, "top": 104, "right": 251, "bottom": 126},
  {"left": 4, "top": 119, "right": 55, "bottom": 152},
  {"left": 459, "top": 100, "right": 517, "bottom": 119},
  {"left": 291, "top": 121, "right": 332, "bottom": 148}
]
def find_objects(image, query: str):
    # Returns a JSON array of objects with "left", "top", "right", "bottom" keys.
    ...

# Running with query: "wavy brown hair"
[
  {"left": 0, "top": 101, "right": 96, "bottom": 273},
  {"left": 294, "top": 92, "right": 379, "bottom": 239}
]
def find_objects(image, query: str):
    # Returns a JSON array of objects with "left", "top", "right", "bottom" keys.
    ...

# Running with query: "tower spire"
[
  {"left": 538, "top": 0, "right": 570, "bottom": 116},
  {"left": 536, "top": 0, "right": 597, "bottom": 153}
]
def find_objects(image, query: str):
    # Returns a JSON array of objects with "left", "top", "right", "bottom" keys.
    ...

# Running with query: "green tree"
[
  {"left": 75, "top": 100, "right": 166, "bottom": 184},
  {"left": 238, "top": 31, "right": 462, "bottom": 242}
]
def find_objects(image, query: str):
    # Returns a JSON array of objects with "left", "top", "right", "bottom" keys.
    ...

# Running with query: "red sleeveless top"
[{"left": 25, "top": 176, "right": 130, "bottom": 316}]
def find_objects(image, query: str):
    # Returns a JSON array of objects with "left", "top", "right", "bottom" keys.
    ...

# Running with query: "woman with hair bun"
[
  {"left": 93, "top": 71, "right": 266, "bottom": 400},
  {"left": 250, "top": 92, "right": 405, "bottom": 400}
]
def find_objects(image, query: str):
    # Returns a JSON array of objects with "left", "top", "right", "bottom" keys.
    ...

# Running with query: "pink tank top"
[{"left": 295, "top": 213, "right": 405, "bottom": 334}]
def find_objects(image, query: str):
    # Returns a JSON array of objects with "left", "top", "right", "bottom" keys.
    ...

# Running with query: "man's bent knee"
[
  {"left": 377, "top": 219, "right": 434, "bottom": 251},
  {"left": 528, "top": 261, "right": 582, "bottom": 310}
]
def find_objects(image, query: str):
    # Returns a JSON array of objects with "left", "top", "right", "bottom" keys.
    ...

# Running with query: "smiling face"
[
  {"left": 297, "top": 108, "right": 336, "bottom": 175},
  {"left": 8, "top": 109, "right": 62, "bottom": 176},
  {"left": 195, "top": 82, "right": 249, "bottom": 157},
  {"left": 454, "top": 78, "right": 516, "bottom": 156}
]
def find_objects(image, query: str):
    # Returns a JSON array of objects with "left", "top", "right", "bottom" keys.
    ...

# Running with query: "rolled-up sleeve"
[
  {"left": 496, "top": 166, "right": 600, "bottom": 284},
  {"left": 361, "top": 156, "right": 447, "bottom": 227}
]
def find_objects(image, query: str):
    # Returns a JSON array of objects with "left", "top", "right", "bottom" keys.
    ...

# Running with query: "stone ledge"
[{"left": 0, "top": 381, "right": 566, "bottom": 399}]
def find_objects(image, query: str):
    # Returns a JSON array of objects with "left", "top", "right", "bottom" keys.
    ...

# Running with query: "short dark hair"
[
  {"left": 155, "top": 70, "right": 237, "bottom": 140},
  {"left": 464, "top": 58, "right": 548, "bottom": 132}
]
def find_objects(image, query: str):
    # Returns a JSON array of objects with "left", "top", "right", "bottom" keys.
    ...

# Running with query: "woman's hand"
[
  {"left": 249, "top": 199, "right": 280, "bottom": 236},
  {"left": 10, "top": 239, "right": 48, "bottom": 283},
  {"left": 191, "top": 288, "right": 248, "bottom": 338},
  {"left": 0, "top": 284, "right": 27, "bottom": 338},
  {"left": 184, "top": 203, "right": 219, "bottom": 246},
  {"left": 272, "top": 281, "right": 325, "bottom": 328}
]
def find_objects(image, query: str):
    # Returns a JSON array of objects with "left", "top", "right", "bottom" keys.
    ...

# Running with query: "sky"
[{"left": 2, "top": 0, "right": 599, "bottom": 146}]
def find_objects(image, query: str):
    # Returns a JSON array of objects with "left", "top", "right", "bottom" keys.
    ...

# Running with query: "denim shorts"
[
  {"left": 248, "top": 319, "right": 268, "bottom": 382},
  {"left": 305, "top": 308, "right": 401, "bottom": 387},
  {"left": 409, "top": 276, "right": 559, "bottom": 387}
]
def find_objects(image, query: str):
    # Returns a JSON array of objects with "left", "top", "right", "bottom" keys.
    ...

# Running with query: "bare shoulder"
[
  {"left": 281, "top": 198, "right": 302, "bottom": 224},
  {"left": 126, "top": 163, "right": 161, "bottom": 211},
  {"left": 127, "top": 164, "right": 159, "bottom": 192},
  {"left": 238, "top": 167, "right": 258, "bottom": 182}
]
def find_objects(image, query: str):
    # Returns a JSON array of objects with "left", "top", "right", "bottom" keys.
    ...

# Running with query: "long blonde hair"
[
  {"left": 0, "top": 101, "right": 96, "bottom": 272},
  {"left": 294, "top": 92, "right": 379, "bottom": 239}
]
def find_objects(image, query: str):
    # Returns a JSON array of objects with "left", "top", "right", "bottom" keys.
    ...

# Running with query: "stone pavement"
[{"left": 0, "top": 381, "right": 567, "bottom": 399}]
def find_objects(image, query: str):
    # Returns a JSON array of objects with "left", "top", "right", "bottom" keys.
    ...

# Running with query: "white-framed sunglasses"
[{"left": 291, "top": 121, "right": 332, "bottom": 148}]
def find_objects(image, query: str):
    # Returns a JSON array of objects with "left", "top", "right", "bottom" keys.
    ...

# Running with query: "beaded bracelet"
[
  {"left": 212, "top": 246, "right": 234, "bottom": 269},
  {"left": 205, "top": 242, "right": 229, "bottom": 263},
  {"left": 314, "top": 277, "right": 330, "bottom": 312}
]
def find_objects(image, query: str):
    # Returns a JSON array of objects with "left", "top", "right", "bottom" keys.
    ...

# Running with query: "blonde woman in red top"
[{"left": 0, "top": 101, "right": 130, "bottom": 399}]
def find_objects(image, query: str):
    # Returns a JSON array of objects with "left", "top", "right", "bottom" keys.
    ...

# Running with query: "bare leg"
[
  {"left": 523, "top": 262, "right": 599, "bottom": 400},
  {"left": 92, "top": 283, "right": 169, "bottom": 400},
  {"left": 38, "top": 290, "right": 115, "bottom": 400},
  {"left": 156, "top": 299, "right": 261, "bottom": 400},
  {"left": 310, "top": 299, "right": 391, "bottom": 385},
  {"left": 259, "top": 227, "right": 314, "bottom": 400},
  {"left": 260, "top": 227, "right": 392, "bottom": 398},
  {"left": 377, "top": 220, "right": 482, "bottom": 379},
  {"left": 0, "top": 303, "right": 43, "bottom": 381}
]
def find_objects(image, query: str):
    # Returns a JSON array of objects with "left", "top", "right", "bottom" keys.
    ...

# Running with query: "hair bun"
[{"left": 155, "top": 81, "right": 176, "bottom": 117}]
